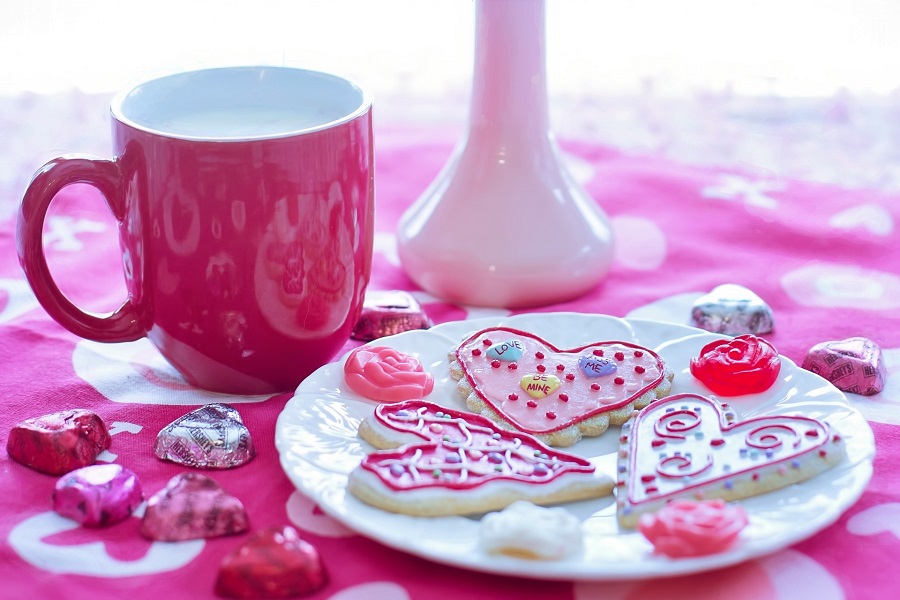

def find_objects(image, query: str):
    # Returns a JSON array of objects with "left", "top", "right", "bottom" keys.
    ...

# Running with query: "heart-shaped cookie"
[
  {"left": 616, "top": 393, "right": 846, "bottom": 528},
  {"left": 349, "top": 400, "right": 614, "bottom": 517},
  {"left": 449, "top": 327, "right": 673, "bottom": 447}
]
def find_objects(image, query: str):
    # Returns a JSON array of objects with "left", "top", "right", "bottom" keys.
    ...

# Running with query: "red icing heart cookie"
[
  {"left": 348, "top": 400, "right": 614, "bottom": 517},
  {"left": 449, "top": 327, "right": 674, "bottom": 447},
  {"left": 616, "top": 393, "right": 846, "bottom": 528}
]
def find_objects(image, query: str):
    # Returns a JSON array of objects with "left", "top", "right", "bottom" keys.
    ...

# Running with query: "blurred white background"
[
  {"left": 4, "top": 0, "right": 900, "bottom": 100},
  {"left": 3, "top": 0, "right": 900, "bottom": 192}
]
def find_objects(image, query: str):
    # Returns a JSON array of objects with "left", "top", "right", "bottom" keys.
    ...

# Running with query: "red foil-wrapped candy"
[
  {"left": 215, "top": 525, "right": 327, "bottom": 599},
  {"left": 53, "top": 464, "right": 143, "bottom": 527},
  {"left": 141, "top": 472, "right": 249, "bottom": 541},
  {"left": 351, "top": 290, "right": 432, "bottom": 341},
  {"left": 7, "top": 409, "right": 111, "bottom": 475}
]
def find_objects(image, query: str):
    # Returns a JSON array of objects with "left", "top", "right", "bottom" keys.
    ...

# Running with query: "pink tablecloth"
[{"left": 2, "top": 120, "right": 899, "bottom": 600}]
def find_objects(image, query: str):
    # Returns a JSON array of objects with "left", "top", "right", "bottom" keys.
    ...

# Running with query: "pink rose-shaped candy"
[
  {"left": 344, "top": 346, "right": 435, "bottom": 402},
  {"left": 639, "top": 499, "right": 748, "bottom": 558},
  {"left": 689, "top": 334, "right": 781, "bottom": 396}
]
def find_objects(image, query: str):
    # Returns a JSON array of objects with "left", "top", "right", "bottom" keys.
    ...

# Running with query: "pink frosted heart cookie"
[
  {"left": 349, "top": 400, "right": 614, "bottom": 517},
  {"left": 448, "top": 327, "right": 674, "bottom": 447},
  {"left": 616, "top": 393, "right": 846, "bottom": 528}
]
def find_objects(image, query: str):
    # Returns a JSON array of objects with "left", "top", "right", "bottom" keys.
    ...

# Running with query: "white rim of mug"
[{"left": 109, "top": 65, "right": 373, "bottom": 142}]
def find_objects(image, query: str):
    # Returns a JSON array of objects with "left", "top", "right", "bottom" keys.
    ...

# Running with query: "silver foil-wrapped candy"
[
  {"left": 154, "top": 403, "right": 255, "bottom": 469},
  {"left": 690, "top": 284, "right": 774, "bottom": 335}
]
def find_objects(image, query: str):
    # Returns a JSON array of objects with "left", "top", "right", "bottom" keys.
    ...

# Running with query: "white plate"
[{"left": 275, "top": 312, "right": 875, "bottom": 580}]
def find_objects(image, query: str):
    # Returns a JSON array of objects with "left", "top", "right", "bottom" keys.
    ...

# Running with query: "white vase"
[{"left": 396, "top": 0, "right": 614, "bottom": 308}]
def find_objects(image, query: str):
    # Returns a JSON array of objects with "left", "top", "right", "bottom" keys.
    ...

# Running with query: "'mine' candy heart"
[
  {"left": 802, "top": 337, "right": 886, "bottom": 396},
  {"left": 215, "top": 525, "right": 327, "bottom": 599},
  {"left": 52, "top": 464, "right": 143, "bottom": 527},
  {"left": 7, "top": 409, "right": 111, "bottom": 475},
  {"left": 690, "top": 284, "right": 774, "bottom": 335}
]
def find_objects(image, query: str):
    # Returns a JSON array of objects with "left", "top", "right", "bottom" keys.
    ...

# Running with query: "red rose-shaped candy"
[
  {"left": 639, "top": 499, "right": 749, "bottom": 558},
  {"left": 344, "top": 345, "right": 435, "bottom": 402},
  {"left": 689, "top": 334, "right": 781, "bottom": 396}
]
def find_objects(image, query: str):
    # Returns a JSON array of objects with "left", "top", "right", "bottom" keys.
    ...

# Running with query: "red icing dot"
[
  {"left": 646, "top": 486, "right": 659, "bottom": 494},
  {"left": 565, "top": 373, "right": 575, "bottom": 381},
  {"left": 472, "top": 348, "right": 482, "bottom": 357},
  {"left": 634, "top": 350, "right": 644, "bottom": 357},
  {"left": 536, "top": 364, "right": 546, "bottom": 373},
  {"left": 556, "top": 364, "right": 565, "bottom": 371},
  {"left": 483, "top": 339, "right": 492, "bottom": 346},
  {"left": 508, "top": 393, "right": 518, "bottom": 401},
  {"left": 819, "top": 450, "right": 827, "bottom": 457},
  {"left": 833, "top": 434, "right": 842, "bottom": 442},
  {"left": 591, "top": 383, "right": 601, "bottom": 391},
  {"left": 635, "top": 365, "right": 646, "bottom": 374},
  {"left": 805, "top": 430, "right": 819, "bottom": 438},
  {"left": 651, "top": 439, "right": 665, "bottom": 448},
  {"left": 614, "top": 377, "right": 625, "bottom": 385},
  {"left": 526, "top": 400, "right": 538, "bottom": 408},
  {"left": 491, "top": 360, "right": 500, "bottom": 368},
  {"left": 508, "top": 363, "right": 518, "bottom": 370},
  {"left": 559, "top": 393, "right": 569, "bottom": 402},
  {"left": 546, "top": 411, "right": 557, "bottom": 420},
  {"left": 535, "top": 351, "right": 545, "bottom": 359},
  {"left": 641, "top": 474, "right": 655, "bottom": 483},
  {"left": 614, "top": 351, "right": 625, "bottom": 361},
  {"left": 710, "top": 438, "right": 725, "bottom": 447},
  {"left": 752, "top": 473, "right": 760, "bottom": 481},
  {"left": 593, "top": 349, "right": 604, "bottom": 357},
  {"left": 619, "top": 435, "right": 628, "bottom": 443}
]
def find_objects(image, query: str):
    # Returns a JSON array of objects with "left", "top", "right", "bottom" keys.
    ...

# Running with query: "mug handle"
[{"left": 17, "top": 156, "right": 146, "bottom": 342}]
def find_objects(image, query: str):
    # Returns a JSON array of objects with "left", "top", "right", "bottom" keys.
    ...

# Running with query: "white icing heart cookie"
[
  {"left": 348, "top": 400, "right": 614, "bottom": 517},
  {"left": 616, "top": 393, "right": 847, "bottom": 528},
  {"left": 448, "top": 327, "right": 674, "bottom": 447}
]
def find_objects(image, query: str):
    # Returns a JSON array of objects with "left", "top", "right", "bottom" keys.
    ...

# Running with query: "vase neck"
[{"left": 468, "top": 0, "right": 550, "bottom": 144}]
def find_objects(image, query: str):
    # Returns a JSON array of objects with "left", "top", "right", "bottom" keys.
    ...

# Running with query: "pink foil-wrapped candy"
[
  {"left": 7, "top": 409, "right": 111, "bottom": 475},
  {"left": 802, "top": 337, "right": 887, "bottom": 396},
  {"left": 351, "top": 290, "right": 432, "bottom": 341},
  {"left": 53, "top": 464, "right": 143, "bottom": 527},
  {"left": 141, "top": 472, "right": 249, "bottom": 541},
  {"left": 154, "top": 403, "right": 255, "bottom": 469},
  {"left": 215, "top": 525, "right": 327, "bottom": 599}
]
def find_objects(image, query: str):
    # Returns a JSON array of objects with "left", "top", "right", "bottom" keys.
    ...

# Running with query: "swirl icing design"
[
  {"left": 348, "top": 400, "right": 613, "bottom": 516},
  {"left": 344, "top": 345, "right": 434, "bottom": 403},
  {"left": 689, "top": 334, "right": 781, "bottom": 396},
  {"left": 616, "top": 393, "right": 846, "bottom": 528},
  {"left": 453, "top": 327, "right": 669, "bottom": 436}
]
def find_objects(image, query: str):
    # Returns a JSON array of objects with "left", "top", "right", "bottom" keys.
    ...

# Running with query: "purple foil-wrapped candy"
[
  {"left": 690, "top": 284, "right": 774, "bottom": 335},
  {"left": 351, "top": 290, "right": 433, "bottom": 341},
  {"left": 52, "top": 464, "right": 143, "bottom": 527},
  {"left": 802, "top": 337, "right": 887, "bottom": 396},
  {"left": 154, "top": 403, "right": 255, "bottom": 469},
  {"left": 141, "top": 472, "right": 249, "bottom": 541}
]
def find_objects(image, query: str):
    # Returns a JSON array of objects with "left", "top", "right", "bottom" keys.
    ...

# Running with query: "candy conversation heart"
[
  {"left": 616, "top": 393, "right": 846, "bottom": 528},
  {"left": 350, "top": 400, "right": 614, "bottom": 517},
  {"left": 449, "top": 327, "right": 674, "bottom": 447}
]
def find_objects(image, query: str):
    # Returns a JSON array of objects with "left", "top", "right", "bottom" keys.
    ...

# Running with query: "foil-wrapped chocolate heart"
[
  {"left": 215, "top": 525, "right": 327, "bottom": 598},
  {"left": 802, "top": 337, "right": 886, "bottom": 396},
  {"left": 7, "top": 409, "right": 111, "bottom": 475},
  {"left": 53, "top": 464, "right": 143, "bottom": 527},
  {"left": 154, "top": 403, "right": 255, "bottom": 469},
  {"left": 690, "top": 284, "right": 774, "bottom": 335},
  {"left": 141, "top": 472, "right": 249, "bottom": 541}
]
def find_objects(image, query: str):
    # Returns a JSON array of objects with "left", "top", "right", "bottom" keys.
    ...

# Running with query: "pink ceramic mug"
[{"left": 18, "top": 66, "right": 374, "bottom": 394}]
